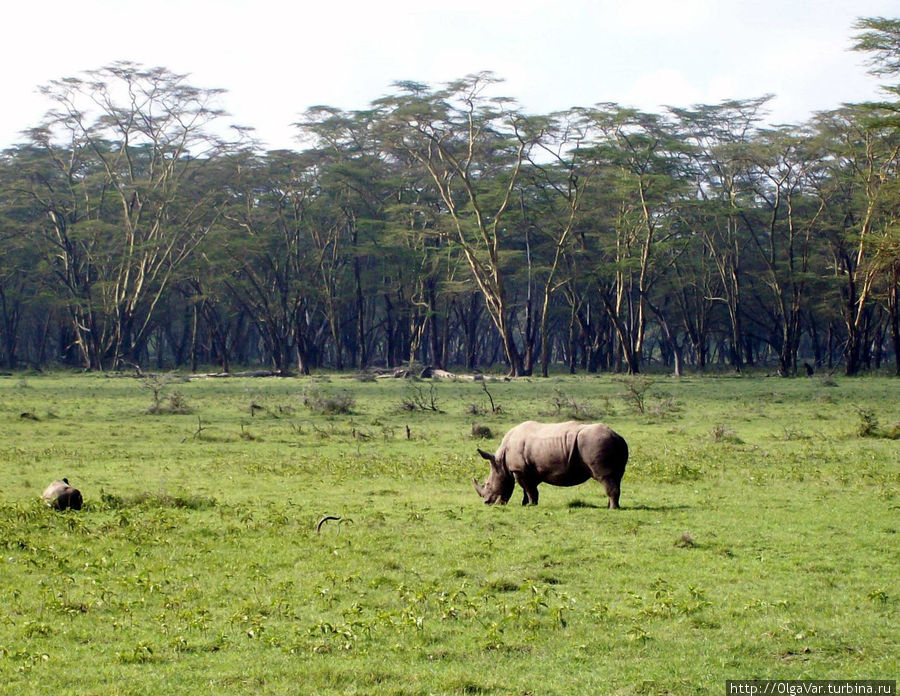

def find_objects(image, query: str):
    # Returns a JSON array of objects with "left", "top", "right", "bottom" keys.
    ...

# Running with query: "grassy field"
[{"left": 0, "top": 370, "right": 897, "bottom": 695}]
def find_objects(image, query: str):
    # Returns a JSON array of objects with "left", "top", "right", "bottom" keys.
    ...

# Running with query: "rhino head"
[{"left": 473, "top": 449, "right": 515, "bottom": 505}]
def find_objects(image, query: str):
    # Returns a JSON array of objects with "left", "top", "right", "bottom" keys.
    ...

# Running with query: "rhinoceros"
[
  {"left": 474, "top": 421, "right": 628, "bottom": 508},
  {"left": 42, "top": 478, "right": 83, "bottom": 511}
]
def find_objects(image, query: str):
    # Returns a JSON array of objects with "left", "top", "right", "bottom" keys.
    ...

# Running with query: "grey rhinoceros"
[
  {"left": 42, "top": 478, "right": 83, "bottom": 511},
  {"left": 474, "top": 421, "right": 628, "bottom": 508}
]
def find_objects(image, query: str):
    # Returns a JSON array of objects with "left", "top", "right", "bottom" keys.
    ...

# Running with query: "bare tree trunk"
[{"left": 890, "top": 266, "right": 900, "bottom": 376}]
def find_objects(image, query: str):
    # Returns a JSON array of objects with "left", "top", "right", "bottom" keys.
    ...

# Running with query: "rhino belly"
[{"left": 540, "top": 466, "right": 592, "bottom": 487}]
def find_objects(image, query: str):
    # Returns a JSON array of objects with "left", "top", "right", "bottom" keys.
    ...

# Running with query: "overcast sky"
[{"left": 2, "top": 0, "right": 896, "bottom": 150}]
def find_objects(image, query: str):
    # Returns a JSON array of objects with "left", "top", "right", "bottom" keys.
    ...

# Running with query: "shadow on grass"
[
  {"left": 625, "top": 503, "right": 691, "bottom": 512},
  {"left": 567, "top": 499, "right": 690, "bottom": 512}
]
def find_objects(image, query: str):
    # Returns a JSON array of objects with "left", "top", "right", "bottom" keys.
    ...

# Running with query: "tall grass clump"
[
  {"left": 302, "top": 386, "right": 355, "bottom": 415},
  {"left": 141, "top": 372, "right": 192, "bottom": 414}
]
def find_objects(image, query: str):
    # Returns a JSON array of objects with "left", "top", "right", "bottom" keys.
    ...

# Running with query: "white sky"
[{"left": 2, "top": 0, "right": 896, "bottom": 151}]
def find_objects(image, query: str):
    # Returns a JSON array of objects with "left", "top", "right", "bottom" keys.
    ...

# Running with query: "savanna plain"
[{"left": 0, "top": 371, "right": 897, "bottom": 695}]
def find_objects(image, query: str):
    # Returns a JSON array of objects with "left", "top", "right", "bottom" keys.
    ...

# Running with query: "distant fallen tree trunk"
[
  {"left": 427, "top": 368, "right": 484, "bottom": 381},
  {"left": 189, "top": 370, "right": 283, "bottom": 380},
  {"left": 376, "top": 365, "right": 487, "bottom": 381}
]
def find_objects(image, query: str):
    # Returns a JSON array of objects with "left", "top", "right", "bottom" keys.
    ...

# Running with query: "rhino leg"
[
  {"left": 601, "top": 475, "right": 621, "bottom": 509},
  {"left": 514, "top": 473, "right": 539, "bottom": 506}
]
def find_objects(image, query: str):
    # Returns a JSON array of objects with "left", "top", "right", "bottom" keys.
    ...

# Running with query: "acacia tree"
[
  {"left": 577, "top": 105, "right": 685, "bottom": 374},
  {"left": 297, "top": 106, "right": 411, "bottom": 369},
  {"left": 851, "top": 16, "right": 900, "bottom": 375},
  {"left": 0, "top": 218, "right": 36, "bottom": 368},
  {"left": 214, "top": 149, "right": 326, "bottom": 375},
  {"left": 743, "top": 127, "right": 825, "bottom": 376},
  {"left": 0, "top": 155, "right": 31, "bottom": 367},
  {"left": 852, "top": 17, "right": 900, "bottom": 82},
  {"left": 516, "top": 108, "right": 597, "bottom": 377},
  {"left": 1, "top": 16, "right": 899, "bottom": 375},
  {"left": 20, "top": 62, "right": 227, "bottom": 369},
  {"left": 812, "top": 105, "right": 900, "bottom": 375},
  {"left": 376, "top": 74, "right": 536, "bottom": 376},
  {"left": 672, "top": 97, "right": 773, "bottom": 372}
]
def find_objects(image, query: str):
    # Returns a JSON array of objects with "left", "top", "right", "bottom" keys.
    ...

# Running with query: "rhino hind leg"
[
  {"left": 68, "top": 489, "right": 84, "bottom": 510},
  {"left": 601, "top": 475, "right": 621, "bottom": 509}
]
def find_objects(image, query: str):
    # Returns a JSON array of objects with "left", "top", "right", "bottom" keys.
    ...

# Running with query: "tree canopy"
[{"left": 1, "top": 20, "right": 898, "bottom": 376}]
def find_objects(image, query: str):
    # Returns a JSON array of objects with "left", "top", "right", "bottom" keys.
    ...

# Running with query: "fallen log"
[{"left": 189, "top": 370, "right": 283, "bottom": 379}]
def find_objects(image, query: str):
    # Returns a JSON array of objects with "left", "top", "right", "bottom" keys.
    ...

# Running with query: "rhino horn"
[{"left": 473, "top": 479, "right": 485, "bottom": 496}]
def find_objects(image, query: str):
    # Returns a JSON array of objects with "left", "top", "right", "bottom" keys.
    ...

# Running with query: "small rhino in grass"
[
  {"left": 42, "top": 478, "right": 83, "bottom": 511},
  {"left": 474, "top": 420, "right": 628, "bottom": 508}
]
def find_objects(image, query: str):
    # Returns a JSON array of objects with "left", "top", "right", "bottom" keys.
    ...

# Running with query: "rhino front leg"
[{"left": 514, "top": 473, "right": 539, "bottom": 505}]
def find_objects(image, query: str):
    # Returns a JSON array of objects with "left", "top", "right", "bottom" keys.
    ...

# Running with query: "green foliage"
[
  {"left": 854, "top": 405, "right": 899, "bottom": 439},
  {"left": 0, "top": 373, "right": 897, "bottom": 694},
  {"left": 0, "top": 47, "right": 898, "bottom": 382},
  {"left": 617, "top": 375, "right": 654, "bottom": 415},
  {"left": 470, "top": 423, "right": 493, "bottom": 439},
  {"left": 856, "top": 405, "right": 881, "bottom": 437},
  {"left": 141, "top": 373, "right": 192, "bottom": 415},
  {"left": 548, "top": 388, "right": 600, "bottom": 420},
  {"left": 852, "top": 17, "right": 900, "bottom": 78},
  {"left": 301, "top": 386, "right": 356, "bottom": 415},
  {"left": 710, "top": 423, "right": 743, "bottom": 444}
]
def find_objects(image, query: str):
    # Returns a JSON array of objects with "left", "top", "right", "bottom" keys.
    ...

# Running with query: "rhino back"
[
  {"left": 500, "top": 421, "right": 586, "bottom": 479},
  {"left": 42, "top": 480, "right": 68, "bottom": 503}
]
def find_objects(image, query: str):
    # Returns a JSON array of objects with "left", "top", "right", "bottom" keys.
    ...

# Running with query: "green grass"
[{"left": 1, "top": 371, "right": 897, "bottom": 694}]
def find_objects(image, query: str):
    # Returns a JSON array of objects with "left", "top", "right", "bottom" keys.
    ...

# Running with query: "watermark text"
[{"left": 727, "top": 681, "right": 895, "bottom": 695}]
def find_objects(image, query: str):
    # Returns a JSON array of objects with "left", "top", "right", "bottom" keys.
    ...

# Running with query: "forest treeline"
[{"left": 1, "top": 18, "right": 898, "bottom": 376}]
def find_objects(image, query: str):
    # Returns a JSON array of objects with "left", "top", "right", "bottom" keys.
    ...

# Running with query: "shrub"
[
  {"left": 549, "top": 389, "right": 597, "bottom": 420},
  {"left": 302, "top": 388, "right": 355, "bottom": 415},
  {"left": 855, "top": 406, "right": 879, "bottom": 437},
  {"left": 167, "top": 390, "right": 191, "bottom": 414},
  {"left": 780, "top": 425, "right": 810, "bottom": 441},
  {"left": 471, "top": 424, "right": 493, "bottom": 439},
  {"left": 618, "top": 375, "right": 654, "bottom": 415},
  {"left": 711, "top": 424, "right": 743, "bottom": 444},
  {"left": 398, "top": 383, "right": 442, "bottom": 412},
  {"left": 648, "top": 396, "right": 681, "bottom": 419},
  {"left": 142, "top": 373, "right": 191, "bottom": 414}
]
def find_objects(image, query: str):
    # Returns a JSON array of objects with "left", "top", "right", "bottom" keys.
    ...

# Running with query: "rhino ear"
[{"left": 477, "top": 448, "right": 494, "bottom": 462}]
